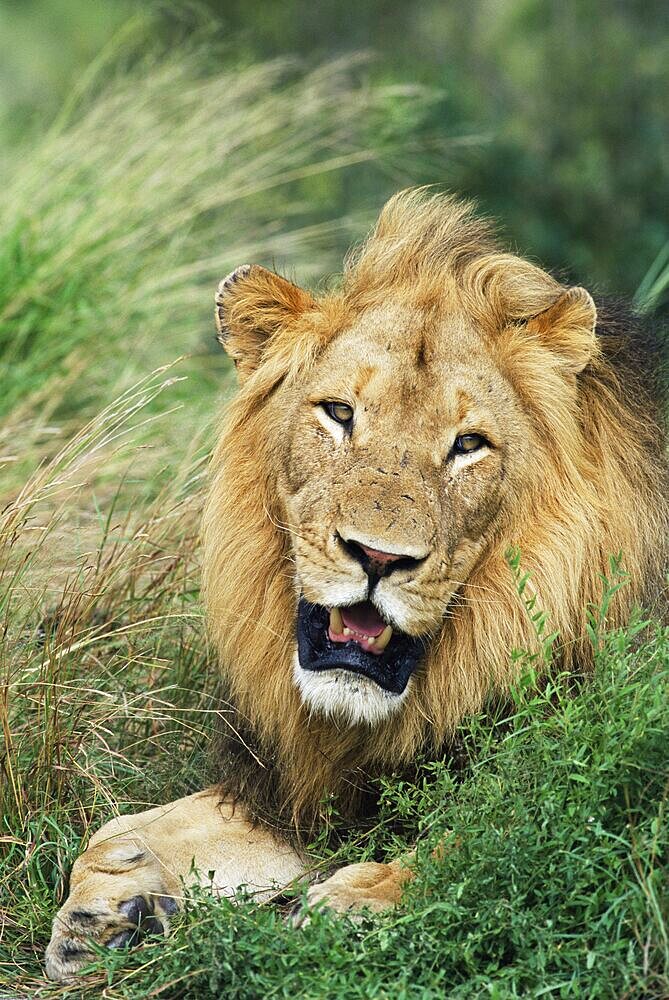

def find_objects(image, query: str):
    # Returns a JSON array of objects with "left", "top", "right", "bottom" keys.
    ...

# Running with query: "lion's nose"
[{"left": 337, "top": 532, "right": 428, "bottom": 580}]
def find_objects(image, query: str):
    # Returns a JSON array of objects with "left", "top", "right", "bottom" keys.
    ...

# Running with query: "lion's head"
[{"left": 203, "top": 191, "right": 667, "bottom": 825}]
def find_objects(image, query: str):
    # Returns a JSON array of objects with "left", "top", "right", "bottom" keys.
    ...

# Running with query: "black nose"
[{"left": 338, "top": 534, "right": 426, "bottom": 581}]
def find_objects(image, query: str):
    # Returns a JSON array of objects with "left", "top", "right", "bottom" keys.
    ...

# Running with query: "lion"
[{"left": 46, "top": 190, "right": 668, "bottom": 980}]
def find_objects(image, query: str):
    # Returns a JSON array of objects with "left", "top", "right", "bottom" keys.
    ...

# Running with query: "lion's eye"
[
  {"left": 322, "top": 401, "right": 354, "bottom": 426},
  {"left": 453, "top": 433, "right": 487, "bottom": 454}
]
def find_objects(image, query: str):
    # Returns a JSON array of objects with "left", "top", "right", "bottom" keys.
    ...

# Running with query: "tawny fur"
[{"left": 202, "top": 189, "right": 668, "bottom": 832}]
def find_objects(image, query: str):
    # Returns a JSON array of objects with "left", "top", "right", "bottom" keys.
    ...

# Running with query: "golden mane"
[{"left": 202, "top": 190, "right": 668, "bottom": 832}]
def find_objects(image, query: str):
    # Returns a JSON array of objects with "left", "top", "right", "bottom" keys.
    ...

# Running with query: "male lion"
[{"left": 46, "top": 190, "right": 668, "bottom": 980}]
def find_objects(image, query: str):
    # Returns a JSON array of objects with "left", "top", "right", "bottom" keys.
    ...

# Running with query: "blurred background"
[
  {"left": 1, "top": 1, "right": 668, "bottom": 441},
  {"left": 2, "top": 0, "right": 668, "bottom": 297},
  {"left": 1, "top": 0, "right": 667, "bottom": 454},
  {"left": 0, "top": 0, "right": 669, "bottom": 295}
]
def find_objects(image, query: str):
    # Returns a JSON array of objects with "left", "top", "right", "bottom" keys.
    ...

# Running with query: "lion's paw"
[
  {"left": 291, "top": 861, "right": 409, "bottom": 927},
  {"left": 45, "top": 891, "right": 177, "bottom": 982}
]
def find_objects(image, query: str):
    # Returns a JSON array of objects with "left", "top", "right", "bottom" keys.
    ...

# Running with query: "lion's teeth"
[
  {"left": 330, "top": 608, "right": 392, "bottom": 650},
  {"left": 329, "top": 607, "right": 344, "bottom": 635},
  {"left": 375, "top": 625, "right": 393, "bottom": 651}
]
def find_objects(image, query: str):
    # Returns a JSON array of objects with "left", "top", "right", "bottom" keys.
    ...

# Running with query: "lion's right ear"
[
  {"left": 524, "top": 286, "right": 598, "bottom": 374},
  {"left": 215, "top": 265, "right": 315, "bottom": 381}
]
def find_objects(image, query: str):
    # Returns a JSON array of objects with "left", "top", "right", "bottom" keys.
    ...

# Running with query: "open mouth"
[{"left": 296, "top": 599, "right": 424, "bottom": 695}]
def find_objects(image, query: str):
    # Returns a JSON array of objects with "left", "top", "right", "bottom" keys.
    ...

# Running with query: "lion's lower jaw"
[{"left": 292, "top": 653, "right": 409, "bottom": 727}]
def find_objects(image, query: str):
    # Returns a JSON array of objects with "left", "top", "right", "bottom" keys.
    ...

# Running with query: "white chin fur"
[{"left": 293, "top": 653, "right": 408, "bottom": 727}]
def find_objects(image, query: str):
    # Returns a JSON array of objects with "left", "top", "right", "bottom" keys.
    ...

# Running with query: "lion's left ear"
[
  {"left": 525, "top": 286, "right": 598, "bottom": 374},
  {"left": 215, "top": 264, "right": 315, "bottom": 381}
]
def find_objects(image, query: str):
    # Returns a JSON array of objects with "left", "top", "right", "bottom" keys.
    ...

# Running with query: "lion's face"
[
  {"left": 215, "top": 259, "right": 556, "bottom": 725},
  {"left": 278, "top": 301, "right": 531, "bottom": 724}
]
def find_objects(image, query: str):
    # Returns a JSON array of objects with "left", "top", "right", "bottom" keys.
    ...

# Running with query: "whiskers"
[
  {"left": 261, "top": 503, "right": 306, "bottom": 546},
  {"left": 448, "top": 576, "right": 507, "bottom": 610}
]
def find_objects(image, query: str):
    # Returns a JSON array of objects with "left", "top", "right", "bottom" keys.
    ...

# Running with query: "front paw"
[
  {"left": 45, "top": 892, "right": 177, "bottom": 982},
  {"left": 291, "top": 860, "right": 410, "bottom": 927}
]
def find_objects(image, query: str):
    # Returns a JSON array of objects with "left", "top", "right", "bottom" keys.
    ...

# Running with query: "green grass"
[
  {"left": 7, "top": 622, "right": 667, "bottom": 998},
  {"left": 124, "top": 629, "right": 667, "bottom": 1000},
  {"left": 0, "top": 29, "right": 667, "bottom": 1000}
]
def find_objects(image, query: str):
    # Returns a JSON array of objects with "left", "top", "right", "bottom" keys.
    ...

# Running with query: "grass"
[
  {"left": 89, "top": 622, "right": 668, "bottom": 1000},
  {"left": 634, "top": 240, "right": 669, "bottom": 316},
  {"left": 0, "top": 22, "right": 431, "bottom": 495},
  {"left": 0, "top": 27, "right": 667, "bottom": 1000},
  {"left": 5, "top": 604, "right": 666, "bottom": 997}
]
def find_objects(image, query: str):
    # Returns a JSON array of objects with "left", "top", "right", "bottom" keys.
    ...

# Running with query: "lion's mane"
[{"left": 202, "top": 191, "right": 668, "bottom": 834}]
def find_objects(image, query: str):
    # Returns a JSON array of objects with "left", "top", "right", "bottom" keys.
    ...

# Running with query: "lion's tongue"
[{"left": 341, "top": 602, "right": 386, "bottom": 637}]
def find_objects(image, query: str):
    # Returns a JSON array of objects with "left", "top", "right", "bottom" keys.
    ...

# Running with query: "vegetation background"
[{"left": 0, "top": 1, "right": 667, "bottom": 996}]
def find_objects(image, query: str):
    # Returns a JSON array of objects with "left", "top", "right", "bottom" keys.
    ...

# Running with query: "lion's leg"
[{"left": 45, "top": 788, "right": 306, "bottom": 982}]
